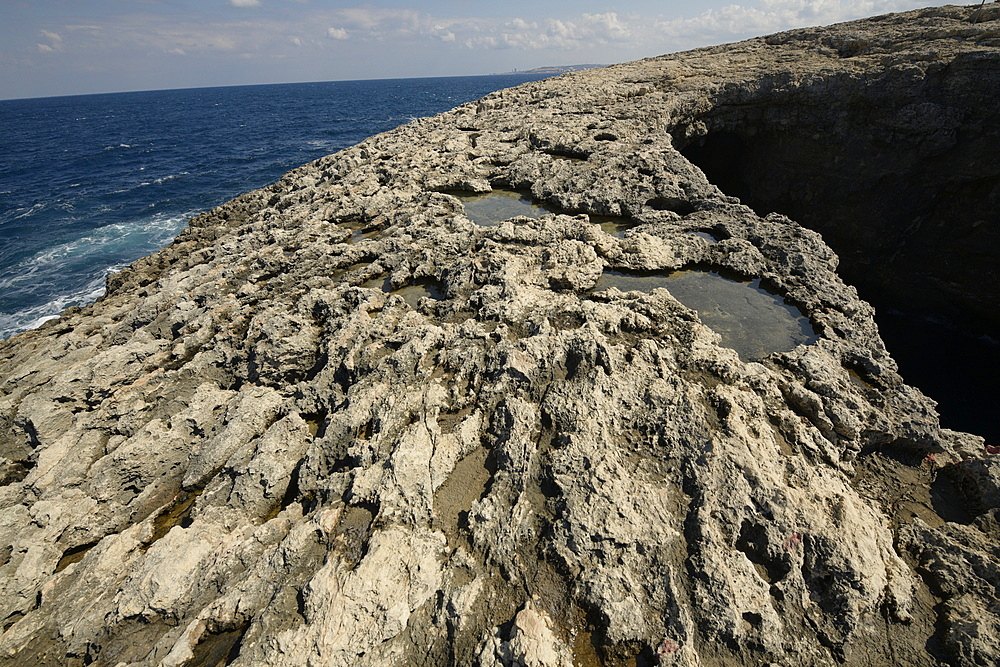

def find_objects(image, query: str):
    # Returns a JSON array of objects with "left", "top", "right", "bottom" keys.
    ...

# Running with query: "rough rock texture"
[{"left": 2, "top": 6, "right": 999, "bottom": 666}]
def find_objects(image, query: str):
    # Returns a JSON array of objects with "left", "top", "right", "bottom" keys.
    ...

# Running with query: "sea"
[{"left": 0, "top": 74, "right": 549, "bottom": 340}]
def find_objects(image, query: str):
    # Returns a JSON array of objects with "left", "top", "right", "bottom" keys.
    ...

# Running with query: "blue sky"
[{"left": 2, "top": 1, "right": 948, "bottom": 99}]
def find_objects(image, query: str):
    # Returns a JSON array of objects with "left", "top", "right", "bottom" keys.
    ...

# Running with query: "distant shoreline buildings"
[{"left": 501, "top": 64, "right": 606, "bottom": 75}]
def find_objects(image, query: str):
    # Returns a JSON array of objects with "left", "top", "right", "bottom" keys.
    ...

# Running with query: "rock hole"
[
  {"left": 2, "top": 611, "right": 25, "bottom": 633},
  {"left": 735, "top": 520, "right": 791, "bottom": 584},
  {"left": 675, "top": 63, "right": 1000, "bottom": 441},
  {"left": 688, "top": 230, "right": 719, "bottom": 242},
  {"left": 646, "top": 197, "right": 696, "bottom": 215},
  {"left": 546, "top": 149, "right": 590, "bottom": 161},
  {"left": 146, "top": 489, "right": 203, "bottom": 549},
  {"left": 437, "top": 406, "right": 473, "bottom": 435},
  {"left": 594, "top": 132, "right": 618, "bottom": 141},
  {"left": 54, "top": 541, "right": 99, "bottom": 573},
  {"left": 930, "top": 470, "right": 977, "bottom": 524},
  {"left": 0, "top": 458, "right": 34, "bottom": 486},
  {"left": 357, "top": 419, "right": 376, "bottom": 440},
  {"left": 300, "top": 411, "right": 327, "bottom": 439},
  {"left": 187, "top": 622, "right": 249, "bottom": 667}
]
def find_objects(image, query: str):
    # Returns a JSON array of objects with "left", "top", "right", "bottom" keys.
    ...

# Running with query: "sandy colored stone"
[{"left": 1, "top": 6, "right": 998, "bottom": 666}]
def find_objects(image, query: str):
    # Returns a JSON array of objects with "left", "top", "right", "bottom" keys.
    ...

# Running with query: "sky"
[{"left": 1, "top": 0, "right": 953, "bottom": 100}]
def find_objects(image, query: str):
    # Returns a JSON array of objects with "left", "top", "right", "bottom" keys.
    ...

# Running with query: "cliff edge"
[{"left": 1, "top": 5, "right": 998, "bottom": 666}]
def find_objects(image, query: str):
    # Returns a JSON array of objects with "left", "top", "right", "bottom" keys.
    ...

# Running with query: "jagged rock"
[{"left": 1, "top": 6, "right": 999, "bottom": 666}]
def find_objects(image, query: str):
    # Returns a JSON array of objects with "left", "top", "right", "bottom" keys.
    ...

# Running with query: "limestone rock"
[{"left": 1, "top": 6, "right": 999, "bottom": 667}]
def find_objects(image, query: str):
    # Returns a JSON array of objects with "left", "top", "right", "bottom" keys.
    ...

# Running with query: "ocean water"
[{"left": 0, "top": 74, "right": 549, "bottom": 340}]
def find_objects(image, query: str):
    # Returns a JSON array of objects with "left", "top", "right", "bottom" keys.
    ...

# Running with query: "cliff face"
[{"left": 1, "top": 6, "right": 998, "bottom": 666}]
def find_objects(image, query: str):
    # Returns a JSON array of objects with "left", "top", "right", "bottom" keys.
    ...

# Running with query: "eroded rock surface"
[{"left": 1, "top": 6, "right": 998, "bottom": 666}]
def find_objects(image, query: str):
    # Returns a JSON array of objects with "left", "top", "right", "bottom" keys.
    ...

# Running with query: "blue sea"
[{"left": 0, "top": 74, "right": 549, "bottom": 340}]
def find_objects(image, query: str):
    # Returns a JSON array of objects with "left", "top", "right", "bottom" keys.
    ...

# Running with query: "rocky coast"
[{"left": 1, "top": 5, "right": 999, "bottom": 666}]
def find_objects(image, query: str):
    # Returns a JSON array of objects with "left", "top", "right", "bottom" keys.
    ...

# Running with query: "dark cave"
[{"left": 676, "top": 55, "right": 1000, "bottom": 443}]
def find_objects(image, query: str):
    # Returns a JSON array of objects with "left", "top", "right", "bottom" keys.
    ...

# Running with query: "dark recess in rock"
[{"left": 677, "top": 56, "right": 1000, "bottom": 443}]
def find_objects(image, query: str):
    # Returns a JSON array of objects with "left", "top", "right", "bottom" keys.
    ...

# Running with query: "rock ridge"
[{"left": 1, "top": 5, "right": 999, "bottom": 666}]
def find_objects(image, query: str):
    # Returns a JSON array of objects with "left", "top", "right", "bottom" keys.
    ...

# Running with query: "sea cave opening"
[{"left": 675, "top": 57, "right": 1000, "bottom": 443}]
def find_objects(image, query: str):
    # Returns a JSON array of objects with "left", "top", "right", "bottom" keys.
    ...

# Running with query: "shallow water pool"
[
  {"left": 451, "top": 190, "right": 553, "bottom": 226},
  {"left": 593, "top": 269, "right": 818, "bottom": 361}
]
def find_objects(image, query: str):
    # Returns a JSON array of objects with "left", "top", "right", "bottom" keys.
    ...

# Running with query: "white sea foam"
[
  {"left": 154, "top": 171, "right": 190, "bottom": 184},
  {"left": 0, "top": 211, "right": 194, "bottom": 339},
  {"left": 12, "top": 202, "right": 50, "bottom": 220},
  {"left": 0, "top": 272, "right": 110, "bottom": 340}
]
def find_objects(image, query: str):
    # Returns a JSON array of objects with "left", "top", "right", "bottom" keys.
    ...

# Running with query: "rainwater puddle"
[
  {"left": 362, "top": 276, "right": 445, "bottom": 308},
  {"left": 349, "top": 228, "right": 379, "bottom": 243},
  {"left": 589, "top": 215, "right": 636, "bottom": 238},
  {"left": 339, "top": 220, "right": 379, "bottom": 243},
  {"left": 689, "top": 231, "right": 719, "bottom": 242},
  {"left": 451, "top": 189, "right": 553, "bottom": 226},
  {"left": 593, "top": 269, "right": 818, "bottom": 361}
]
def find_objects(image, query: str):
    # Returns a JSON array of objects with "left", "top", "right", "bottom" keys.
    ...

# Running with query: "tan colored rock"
[{"left": 1, "top": 6, "right": 998, "bottom": 666}]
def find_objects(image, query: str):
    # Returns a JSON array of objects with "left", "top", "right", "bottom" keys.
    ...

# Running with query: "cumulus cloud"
[
  {"left": 77, "top": 1, "right": 926, "bottom": 67},
  {"left": 508, "top": 18, "right": 538, "bottom": 31},
  {"left": 453, "top": 1, "right": 937, "bottom": 53},
  {"left": 12, "top": 0, "right": 942, "bottom": 98},
  {"left": 652, "top": 0, "right": 933, "bottom": 47},
  {"left": 466, "top": 11, "right": 635, "bottom": 51}
]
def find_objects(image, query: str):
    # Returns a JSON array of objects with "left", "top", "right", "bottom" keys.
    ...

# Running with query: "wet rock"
[{"left": 1, "top": 6, "right": 998, "bottom": 666}]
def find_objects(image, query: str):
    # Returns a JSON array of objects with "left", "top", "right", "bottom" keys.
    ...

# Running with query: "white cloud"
[
  {"left": 465, "top": 10, "right": 634, "bottom": 51},
  {"left": 454, "top": 1, "right": 935, "bottom": 53},
  {"left": 11, "top": 0, "right": 944, "bottom": 99},
  {"left": 653, "top": 0, "right": 932, "bottom": 47},
  {"left": 508, "top": 18, "right": 538, "bottom": 31},
  {"left": 332, "top": 6, "right": 421, "bottom": 33},
  {"left": 37, "top": 29, "right": 63, "bottom": 53},
  {"left": 582, "top": 12, "right": 630, "bottom": 41}
]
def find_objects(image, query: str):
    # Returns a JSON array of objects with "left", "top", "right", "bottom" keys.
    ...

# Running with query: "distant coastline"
[{"left": 497, "top": 64, "right": 606, "bottom": 75}]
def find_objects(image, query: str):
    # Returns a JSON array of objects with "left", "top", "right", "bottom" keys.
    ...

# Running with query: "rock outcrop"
[{"left": 1, "top": 5, "right": 998, "bottom": 666}]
